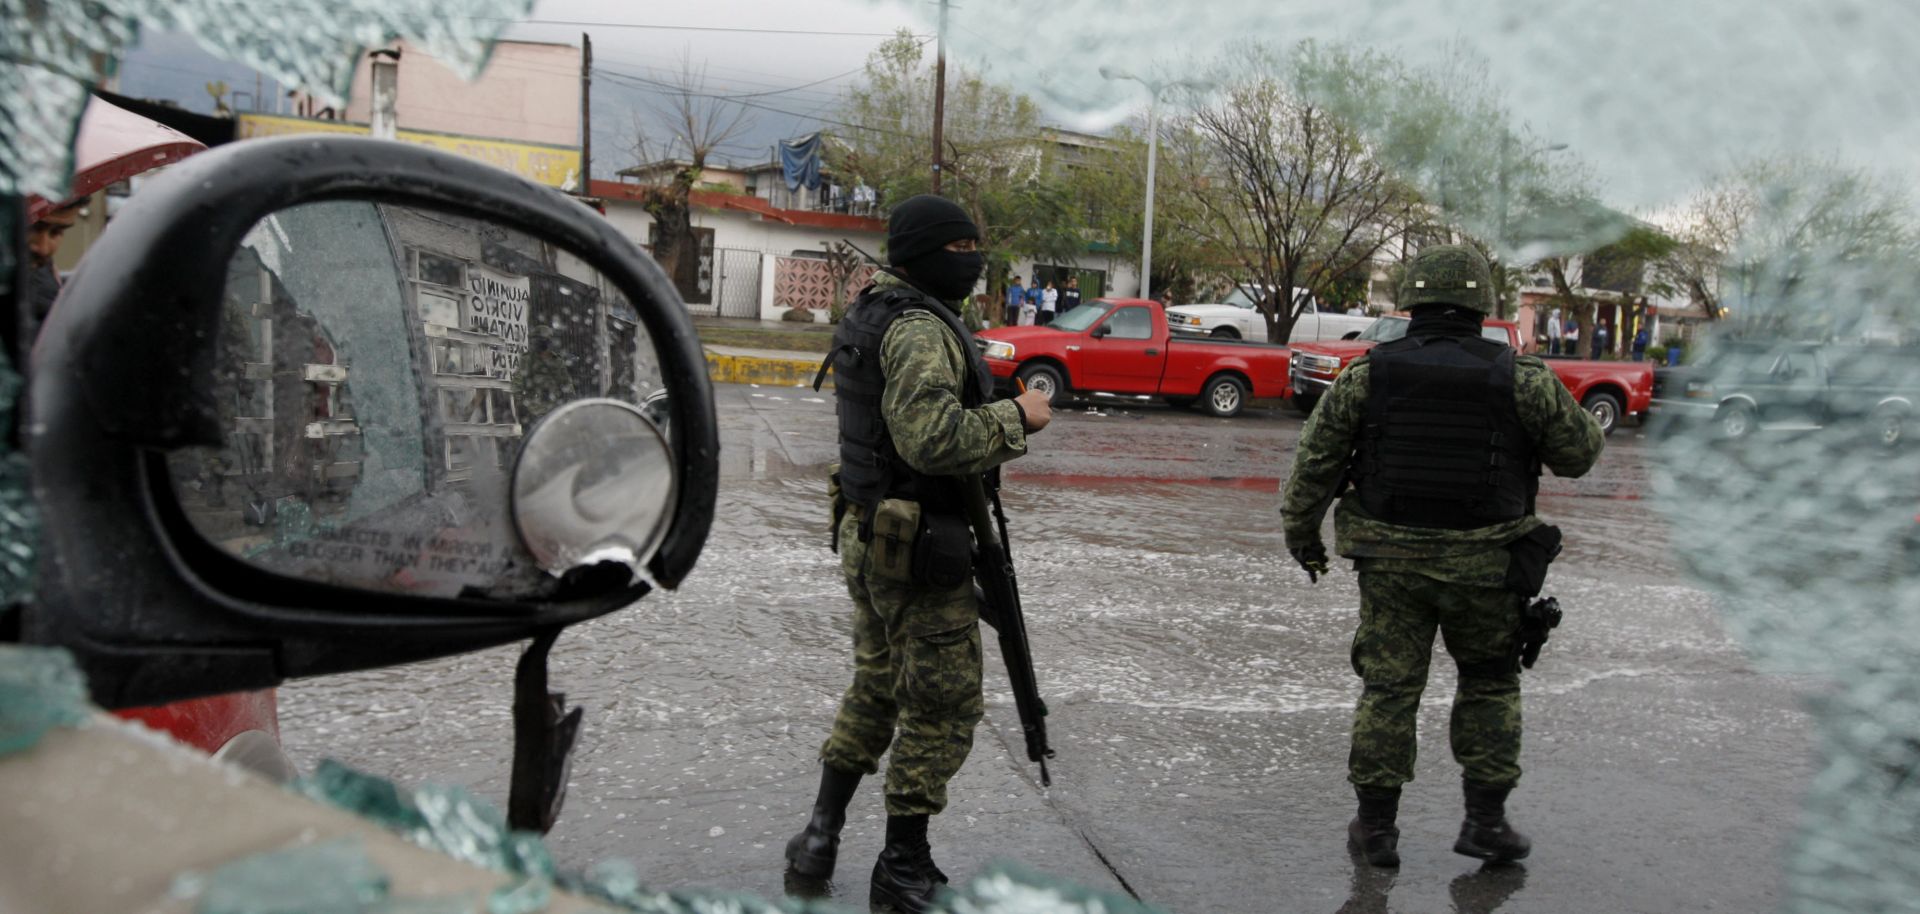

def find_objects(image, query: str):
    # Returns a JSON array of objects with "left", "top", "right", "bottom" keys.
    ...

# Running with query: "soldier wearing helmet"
[{"left": 1281, "top": 244, "right": 1603, "bottom": 869}]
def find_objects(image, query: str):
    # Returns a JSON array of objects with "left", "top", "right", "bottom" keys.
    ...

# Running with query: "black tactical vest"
[
  {"left": 1349, "top": 333, "right": 1539, "bottom": 529},
  {"left": 817, "top": 278, "right": 992, "bottom": 517}
]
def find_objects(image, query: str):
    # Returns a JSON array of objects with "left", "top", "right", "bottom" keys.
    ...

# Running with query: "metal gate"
[{"left": 715, "top": 248, "right": 764, "bottom": 318}]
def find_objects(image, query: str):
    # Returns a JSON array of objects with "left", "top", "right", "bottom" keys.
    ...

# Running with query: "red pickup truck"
[
  {"left": 1288, "top": 316, "right": 1653, "bottom": 434},
  {"left": 977, "top": 298, "right": 1291, "bottom": 418}
]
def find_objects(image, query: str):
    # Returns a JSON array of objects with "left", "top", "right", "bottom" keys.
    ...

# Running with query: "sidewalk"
[
  {"left": 703, "top": 344, "right": 827, "bottom": 388},
  {"left": 692, "top": 315, "right": 835, "bottom": 388}
]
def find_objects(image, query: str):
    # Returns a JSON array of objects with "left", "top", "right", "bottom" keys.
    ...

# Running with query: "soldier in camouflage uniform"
[
  {"left": 1281, "top": 245, "right": 1604, "bottom": 868},
  {"left": 785, "top": 195, "right": 1052, "bottom": 912},
  {"left": 514, "top": 324, "right": 572, "bottom": 426}
]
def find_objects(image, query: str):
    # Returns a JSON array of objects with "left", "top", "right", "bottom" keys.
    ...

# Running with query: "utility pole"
[
  {"left": 931, "top": 0, "right": 949, "bottom": 194},
  {"left": 580, "top": 32, "right": 593, "bottom": 195},
  {"left": 1101, "top": 69, "right": 1210, "bottom": 302},
  {"left": 368, "top": 48, "right": 401, "bottom": 140}
]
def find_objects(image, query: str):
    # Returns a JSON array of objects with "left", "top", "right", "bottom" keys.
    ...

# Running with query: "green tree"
[{"left": 832, "top": 32, "right": 1087, "bottom": 297}]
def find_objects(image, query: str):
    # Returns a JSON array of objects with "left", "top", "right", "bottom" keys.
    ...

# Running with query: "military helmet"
[{"left": 1401, "top": 244, "right": 1493, "bottom": 314}]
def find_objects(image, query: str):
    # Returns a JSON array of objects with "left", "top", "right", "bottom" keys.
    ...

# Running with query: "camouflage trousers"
[
  {"left": 820, "top": 510, "right": 984, "bottom": 816},
  {"left": 1348, "top": 571, "right": 1524, "bottom": 790}
]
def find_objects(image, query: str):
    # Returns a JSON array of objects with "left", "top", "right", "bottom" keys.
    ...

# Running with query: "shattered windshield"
[{"left": 9, "top": 0, "right": 1920, "bottom": 912}]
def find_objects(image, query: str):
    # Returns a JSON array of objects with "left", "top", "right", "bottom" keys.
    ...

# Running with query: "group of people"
[
  {"left": 1542, "top": 308, "right": 1655, "bottom": 360},
  {"left": 1001, "top": 274, "right": 1081, "bottom": 327},
  {"left": 793, "top": 197, "right": 1605, "bottom": 913}
]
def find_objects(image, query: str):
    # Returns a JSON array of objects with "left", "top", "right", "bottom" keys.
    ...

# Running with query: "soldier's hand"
[
  {"left": 1014, "top": 389, "right": 1053, "bottom": 433},
  {"left": 1290, "top": 543, "right": 1330, "bottom": 583}
]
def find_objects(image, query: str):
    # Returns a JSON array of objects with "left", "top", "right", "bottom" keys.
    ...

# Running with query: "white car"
[{"left": 1167, "top": 286, "right": 1375, "bottom": 342}]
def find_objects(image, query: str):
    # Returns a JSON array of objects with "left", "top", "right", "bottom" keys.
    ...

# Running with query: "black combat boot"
[
  {"left": 1347, "top": 785, "right": 1402, "bottom": 868},
  {"left": 870, "top": 814, "right": 949, "bottom": 913},
  {"left": 784, "top": 764, "right": 864, "bottom": 878},
  {"left": 1453, "top": 780, "right": 1532, "bottom": 863}
]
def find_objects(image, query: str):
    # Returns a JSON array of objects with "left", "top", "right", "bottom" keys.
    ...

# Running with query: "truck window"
[
  {"left": 1483, "top": 326, "right": 1510, "bottom": 344},
  {"left": 1103, "top": 306, "right": 1153, "bottom": 340}
]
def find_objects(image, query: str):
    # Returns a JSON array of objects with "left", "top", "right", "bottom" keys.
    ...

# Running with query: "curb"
[{"left": 705, "top": 349, "right": 831, "bottom": 389}]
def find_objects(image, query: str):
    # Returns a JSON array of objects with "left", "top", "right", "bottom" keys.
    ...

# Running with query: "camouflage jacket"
[
  {"left": 875, "top": 272, "right": 1028, "bottom": 477},
  {"left": 1280, "top": 351, "right": 1604, "bottom": 586}
]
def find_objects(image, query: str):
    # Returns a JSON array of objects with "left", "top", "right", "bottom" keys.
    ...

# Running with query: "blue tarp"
[{"left": 780, "top": 133, "right": 823, "bottom": 192}]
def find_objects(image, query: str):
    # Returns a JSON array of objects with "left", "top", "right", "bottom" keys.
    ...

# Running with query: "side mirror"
[
  {"left": 1091, "top": 323, "right": 1111, "bottom": 339},
  {"left": 25, "top": 136, "right": 719, "bottom": 710},
  {"left": 1341, "top": 331, "right": 1362, "bottom": 341}
]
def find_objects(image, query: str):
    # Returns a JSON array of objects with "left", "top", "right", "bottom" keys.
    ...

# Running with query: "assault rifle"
[{"left": 960, "top": 473, "right": 1055, "bottom": 786}]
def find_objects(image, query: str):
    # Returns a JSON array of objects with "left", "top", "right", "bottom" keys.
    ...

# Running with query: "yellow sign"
[{"left": 236, "top": 114, "right": 582, "bottom": 189}]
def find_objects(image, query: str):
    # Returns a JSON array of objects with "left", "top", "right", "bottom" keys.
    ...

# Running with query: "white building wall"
[{"left": 599, "top": 198, "right": 886, "bottom": 257}]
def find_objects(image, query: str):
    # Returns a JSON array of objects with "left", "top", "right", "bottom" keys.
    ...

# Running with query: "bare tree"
[
  {"left": 626, "top": 54, "right": 756, "bottom": 292},
  {"left": 1169, "top": 45, "right": 1419, "bottom": 343},
  {"left": 1657, "top": 157, "right": 1916, "bottom": 337}
]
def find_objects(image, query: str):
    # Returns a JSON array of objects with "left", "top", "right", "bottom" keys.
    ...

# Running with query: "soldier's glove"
[{"left": 1289, "top": 543, "right": 1330, "bottom": 583}]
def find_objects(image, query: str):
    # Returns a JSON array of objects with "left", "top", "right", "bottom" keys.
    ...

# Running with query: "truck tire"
[
  {"left": 1203, "top": 374, "right": 1249, "bottom": 418},
  {"left": 1017, "top": 363, "right": 1065, "bottom": 404},
  {"left": 1210, "top": 326, "right": 1241, "bottom": 340},
  {"left": 1582, "top": 391, "right": 1623, "bottom": 436},
  {"left": 1716, "top": 401, "right": 1756, "bottom": 440},
  {"left": 1291, "top": 391, "right": 1320, "bottom": 416}
]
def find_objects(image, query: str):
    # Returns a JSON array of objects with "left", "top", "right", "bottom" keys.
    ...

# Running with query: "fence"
[{"left": 773, "top": 256, "right": 876, "bottom": 315}]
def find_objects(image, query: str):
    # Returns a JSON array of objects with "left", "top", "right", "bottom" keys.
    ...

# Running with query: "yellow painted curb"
[{"left": 705, "top": 350, "right": 831, "bottom": 388}]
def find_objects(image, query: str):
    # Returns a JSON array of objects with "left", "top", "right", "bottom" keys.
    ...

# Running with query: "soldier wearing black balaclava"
[{"left": 784, "top": 195, "right": 1051, "bottom": 912}]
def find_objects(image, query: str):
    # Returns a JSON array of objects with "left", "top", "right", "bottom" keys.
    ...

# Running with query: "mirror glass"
[
  {"left": 513, "top": 398, "right": 676, "bottom": 574},
  {"left": 165, "top": 200, "right": 671, "bottom": 600}
]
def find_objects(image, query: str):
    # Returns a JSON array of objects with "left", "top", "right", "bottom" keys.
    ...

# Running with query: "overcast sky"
[{"left": 117, "top": 0, "right": 1920, "bottom": 213}]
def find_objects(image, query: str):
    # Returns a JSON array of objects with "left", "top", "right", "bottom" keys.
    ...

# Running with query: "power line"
[{"left": 497, "top": 18, "right": 927, "bottom": 39}]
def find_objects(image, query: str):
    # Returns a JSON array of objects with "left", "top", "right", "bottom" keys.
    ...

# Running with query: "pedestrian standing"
[
  {"left": 1060, "top": 276, "right": 1082, "bottom": 315},
  {"left": 1281, "top": 245, "right": 1604, "bottom": 870},
  {"left": 1632, "top": 324, "right": 1650, "bottom": 362},
  {"left": 1545, "top": 308, "right": 1564, "bottom": 356},
  {"left": 1004, "top": 276, "right": 1026, "bottom": 327},
  {"left": 788, "top": 195, "right": 1053, "bottom": 913},
  {"left": 1562, "top": 321, "right": 1578, "bottom": 358},
  {"left": 1040, "top": 281, "right": 1059, "bottom": 326},
  {"left": 1591, "top": 320, "right": 1610, "bottom": 360},
  {"left": 22, "top": 198, "right": 83, "bottom": 354},
  {"left": 1018, "top": 294, "right": 1037, "bottom": 326}
]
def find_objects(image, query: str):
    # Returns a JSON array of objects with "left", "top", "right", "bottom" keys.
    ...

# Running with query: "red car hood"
[{"left": 976, "top": 325, "right": 1076, "bottom": 346}]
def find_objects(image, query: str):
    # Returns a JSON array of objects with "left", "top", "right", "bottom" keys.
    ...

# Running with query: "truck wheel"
[
  {"left": 1716, "top": 401, "right": 1756, "bottom": 440},
  {"left": 1291, "top": 392, "right": 1320, "bottom": 416},
  {"left": 1210, "top": 326, "right": 1241, "bottom": 340},
  {"left": 1582, "top": 391, "right": 1623, "bottom": 436},
  {"left": 1203, "top": 375, "right": 1249, "bottom": 418},
  {"left": 1017, "top": 363, "right": 1065, "bottom": 404}
]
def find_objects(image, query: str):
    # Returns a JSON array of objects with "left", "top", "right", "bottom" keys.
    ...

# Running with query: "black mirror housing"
[{"left": 25, "top": 137, "right": 719, "bottom": 709}]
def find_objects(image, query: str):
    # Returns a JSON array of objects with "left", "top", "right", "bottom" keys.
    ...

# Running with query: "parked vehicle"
[
  {"left": 1287, "top": 315, "right": 1654, "bottom": 435},
  {"left": 977, "top": 298, "right": 1292, "bottom": 418},
  {"left": 1167, "top": 285, "right": 1374, "bottom": 342},
  {"left": 1652, "top": 340, "right": 1920, "bottom": 446}
]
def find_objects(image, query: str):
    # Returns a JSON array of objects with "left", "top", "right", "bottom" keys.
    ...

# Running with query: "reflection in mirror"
[
  {"left": 166, "top": 200, "right": 670, "bottom": 600},
  {"left": 512, "top": 398, "right": 675, "bottom": 575}
]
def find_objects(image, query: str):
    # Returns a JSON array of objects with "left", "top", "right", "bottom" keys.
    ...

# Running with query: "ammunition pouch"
[
  {"left": 913, "top": 512, "right": 974, "bottom": 589},
  {"left": 1503, "top": 524, "right": 1563, "bottom": 597}
]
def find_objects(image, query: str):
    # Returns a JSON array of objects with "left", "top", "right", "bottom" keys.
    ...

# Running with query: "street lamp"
[
  {"left": 1101, "top": 67, "right": 1211, "bottom": 302},
  {"left": 1493, "top": 136, "right": 1568, "bottom": 319}
]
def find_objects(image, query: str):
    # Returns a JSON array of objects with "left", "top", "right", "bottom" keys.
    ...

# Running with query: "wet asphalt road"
[{"left": 277, "top": 385, "right": 1816, "bottom": 914}]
